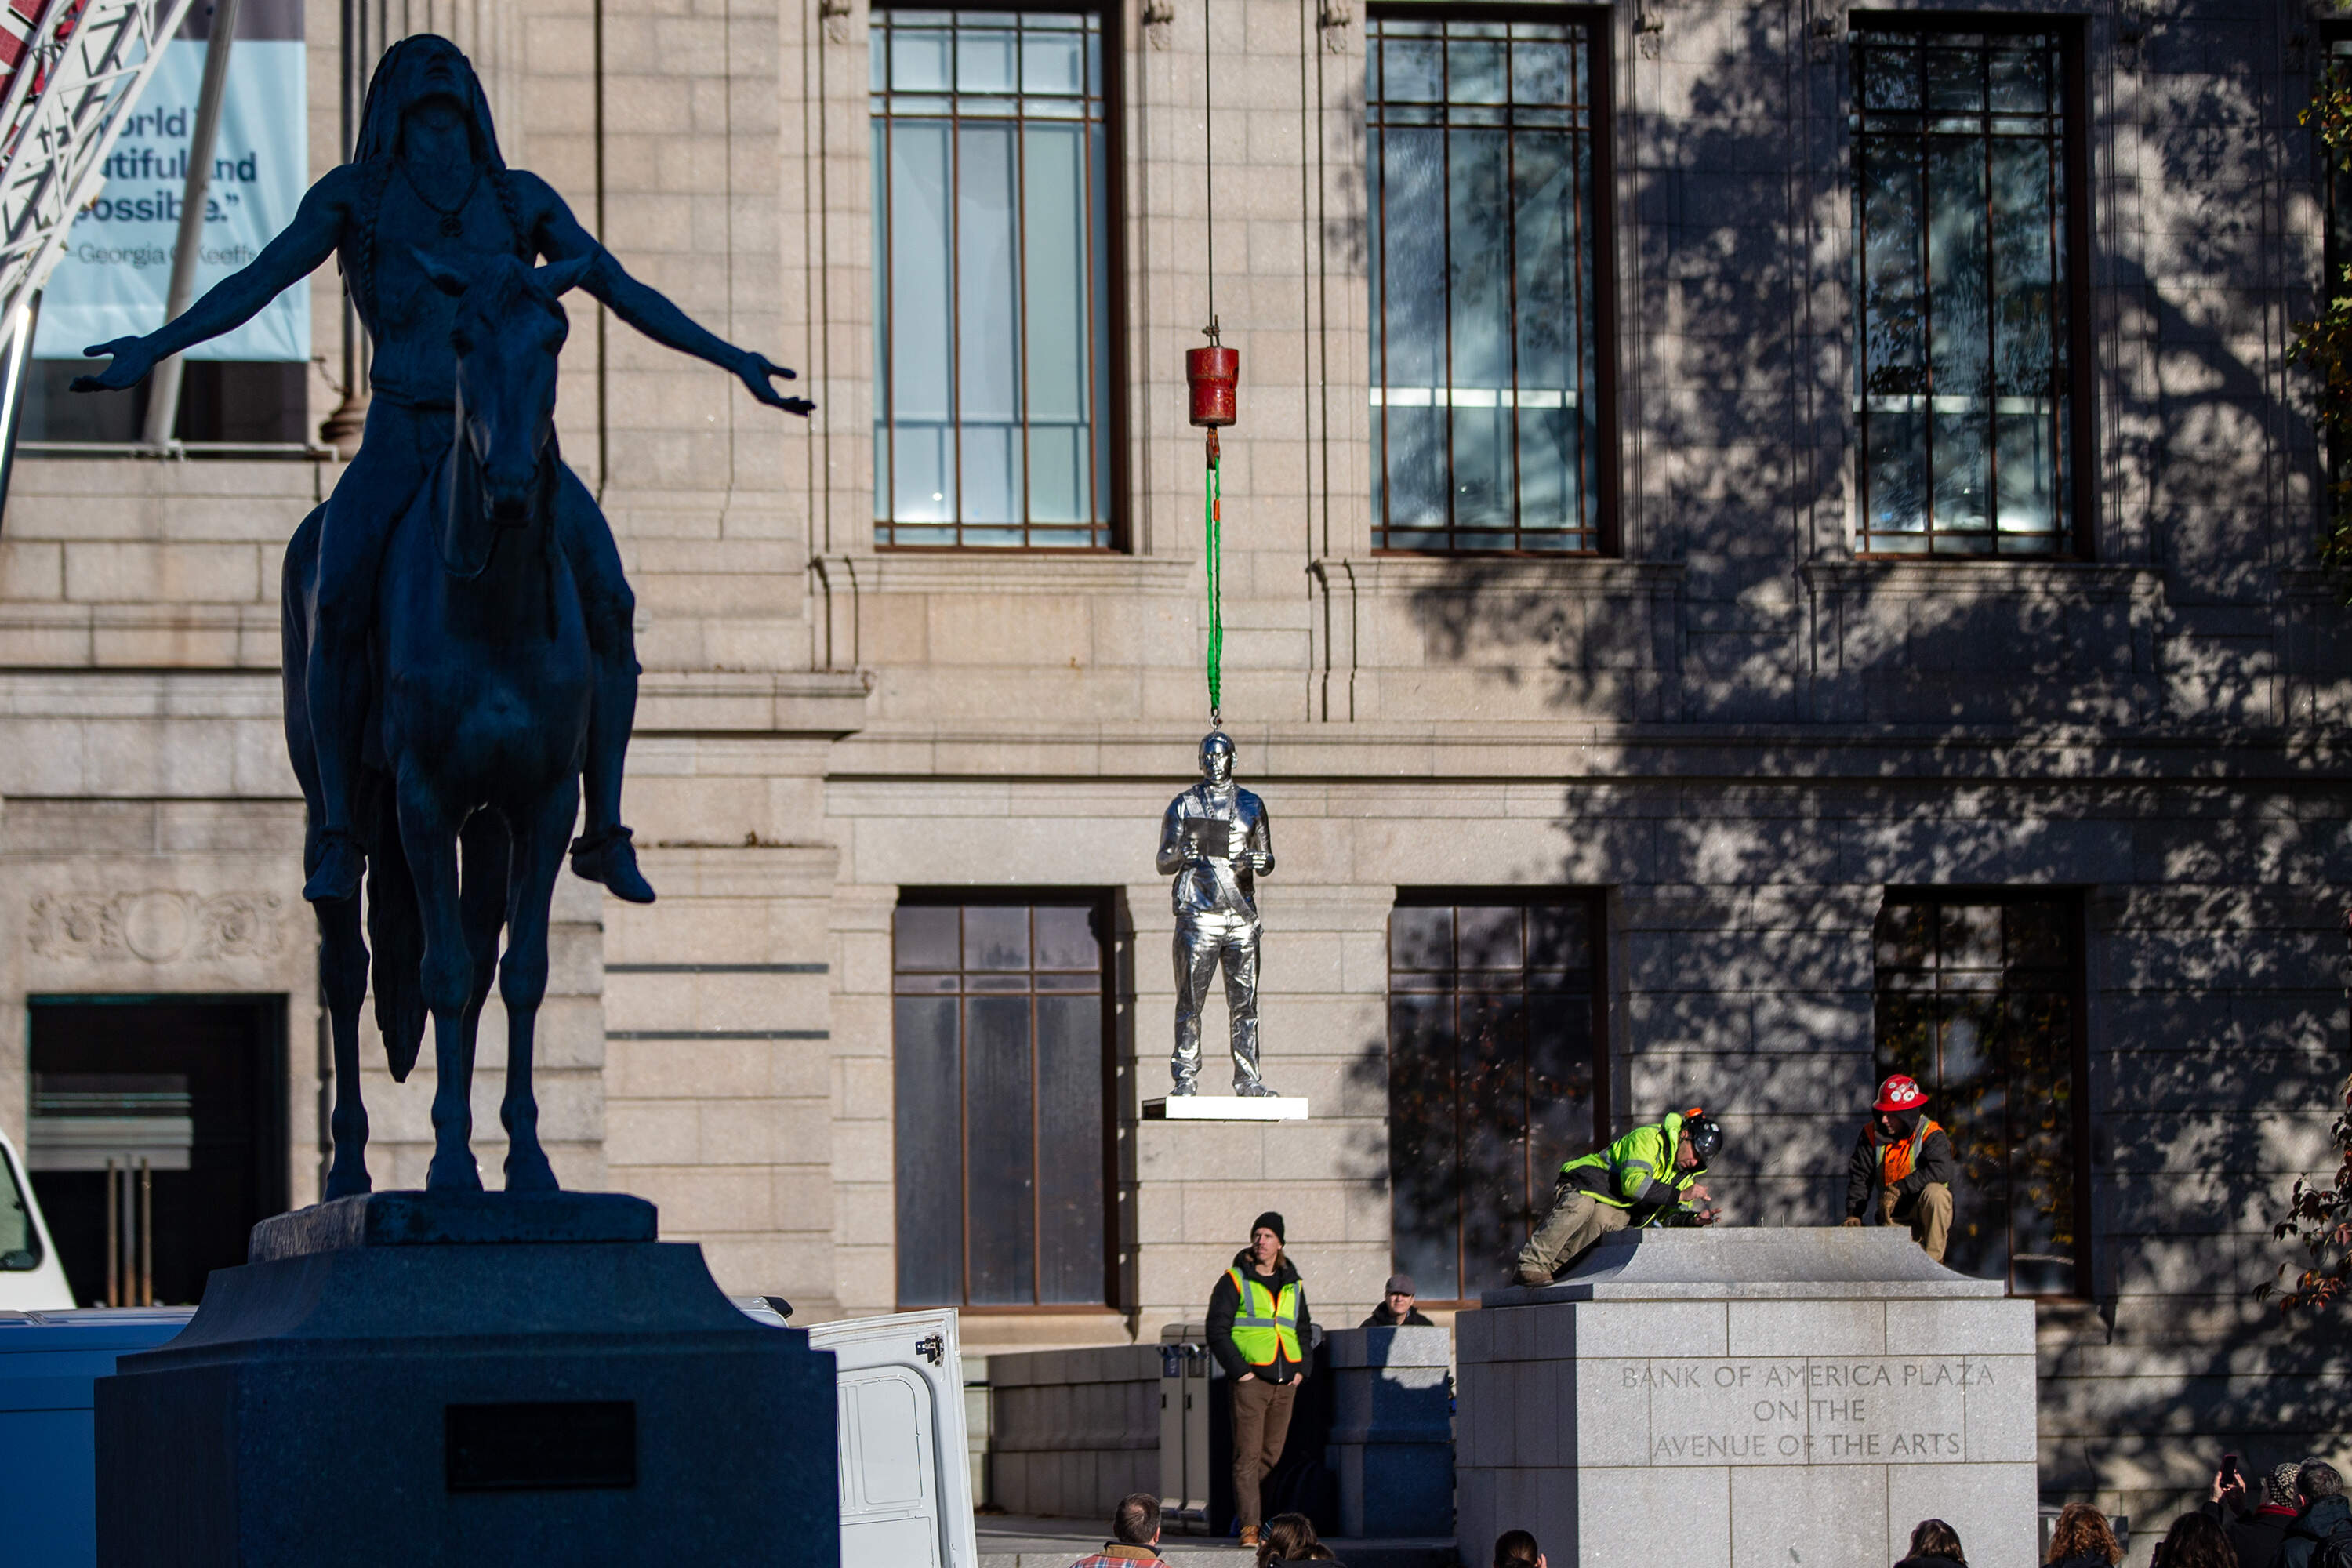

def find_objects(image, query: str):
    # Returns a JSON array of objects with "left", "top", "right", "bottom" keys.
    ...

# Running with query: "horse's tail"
[
  {"left": 282, "top": 506, "right": 327, "bottom": 870},
  {"left": 365, "top": 777, "right": 427, "bottom": 1082}
]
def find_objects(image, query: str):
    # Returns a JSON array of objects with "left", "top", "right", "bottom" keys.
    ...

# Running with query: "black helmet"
[{"left": 1683, "top": 1113, "right": 1722, "bottom": 1163}]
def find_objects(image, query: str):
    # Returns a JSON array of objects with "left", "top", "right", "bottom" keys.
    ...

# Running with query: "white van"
[
  {"left": 0, "top": 1128, "right": 73, "bottom": 1310},
  {"left": 742, "top": 1302, "right": 981, "bottom": 1568}
]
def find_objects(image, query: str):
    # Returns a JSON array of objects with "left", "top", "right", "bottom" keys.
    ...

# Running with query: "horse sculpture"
[{"left": 286, "top": 252, "right": 597, "bottom": 1196}]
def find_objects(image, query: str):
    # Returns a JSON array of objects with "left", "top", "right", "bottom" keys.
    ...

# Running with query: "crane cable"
[{"left": 1201, "top": 0, "right": 1221, "bottom": 727}]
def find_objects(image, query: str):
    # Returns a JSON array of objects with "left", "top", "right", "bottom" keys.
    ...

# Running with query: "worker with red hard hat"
[{"left": 1842, "top": 1074, "right": 1955, "bottom": 1262}]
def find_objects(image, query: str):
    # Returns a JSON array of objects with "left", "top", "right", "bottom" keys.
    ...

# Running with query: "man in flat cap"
[{"left": 1359, "top": 1274, "right": 1434, "bottom": 1327}]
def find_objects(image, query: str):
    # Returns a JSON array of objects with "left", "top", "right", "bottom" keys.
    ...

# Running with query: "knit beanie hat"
[
  {"left": 2274, "top": 1461, "right": 2304, "bottom": 1505},
  {"left": 1251, "top": 1211, "right": 1285, "bottom": 1243}
]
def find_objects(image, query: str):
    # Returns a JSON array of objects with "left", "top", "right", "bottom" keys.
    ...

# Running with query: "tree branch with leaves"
[
  {"left": 2297, "top": 62, "right": 2352, "bottom": 581},
  {"left": 2254, "top": 914, "right": 2352, "bottom": 1314}
]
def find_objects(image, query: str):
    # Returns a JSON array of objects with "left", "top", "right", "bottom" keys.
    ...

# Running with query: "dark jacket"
[
  {"left": 2048, "top": 1558, "right": 2116, "bottom": 1568},
  {"left": 2282, "top": 1496, "right": 2352, "bottom": 1568},
  {"left": 1207, "top": 1248, "right": 1314, "bottom": 1384},
  {"left": 1845, "top": 1113, "right": 1958, "bottom": 1218},
  {"left": 1893, "top": 1556, "right": 1963, "bottom": 1568},
  {"left": 2205, "top": 1499, "right": 2299, "bottom": 1568},
  {"left": 1358, "top": 1305, "right": 1434, "bottom": 1327}
]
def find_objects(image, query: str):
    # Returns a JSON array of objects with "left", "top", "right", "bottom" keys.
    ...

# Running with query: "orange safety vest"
[{"left": 1878, "top": 1118, "right": 1943, "bottom": 1184}]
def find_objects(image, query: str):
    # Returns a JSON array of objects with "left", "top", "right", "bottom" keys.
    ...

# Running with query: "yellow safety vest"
[
  {"left": 1560, "top": 1112, "right": 1703, "bottom": 1225},
  {"left": 1225, "top": 1266, "right": 1302, "bottom": 1368}
]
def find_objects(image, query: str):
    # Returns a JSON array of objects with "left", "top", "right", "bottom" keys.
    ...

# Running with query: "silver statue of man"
[{"left": 1156, "top": 731, "right": 1278, "bottom": 1096}]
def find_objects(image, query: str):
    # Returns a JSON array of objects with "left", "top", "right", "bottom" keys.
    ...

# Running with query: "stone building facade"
[{"left": 0, "top": 0, "right": 2343, "bottom": 1549}]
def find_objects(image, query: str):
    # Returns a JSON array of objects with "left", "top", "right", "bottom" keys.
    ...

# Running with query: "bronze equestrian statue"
[{"left": 75, "top": 37, "right": 810, "bottom": 1194}]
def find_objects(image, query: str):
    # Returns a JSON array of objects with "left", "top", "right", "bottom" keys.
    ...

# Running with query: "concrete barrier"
[{"left": 1323, "top": 1324, "right": 1455, "bottom": 1540}]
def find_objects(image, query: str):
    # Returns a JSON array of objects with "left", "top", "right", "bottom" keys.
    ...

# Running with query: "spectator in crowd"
[
  {"left": 1255, "top": 1513, "right": 1317, "bottom": 1567},
  {"left": 1066, "top": 1492, "right": 1165, "bottom": 1567},
  {"left": 2204, "top": 1457, "right": 2301, "bottom": 1568},
  {"left": 2282, "top": 1461, "right": 2352, "bottom": 1568},
  {"left": 1493, "top": 1529, "right": 1545, "bottom": 1567},
  {"left": 1896, "top": 1517, "right": 1966, "bottom": 1565},
  {"left": 1208, "top": 1214, "right": 1315, "bottom": 1550},
  {"left": 1359, "top": 1274, "right": 1434, "bottom": 1327},
  {"left": 2047, "top": 1502, "right": 2125, "bottom": 1566},
  {"left": 2151, "top": 1512, "right": 2241, "bottom": 1568}
]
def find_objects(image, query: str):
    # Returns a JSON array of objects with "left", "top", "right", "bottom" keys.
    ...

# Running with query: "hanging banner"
[{"left": 32, "top": 0, "right": 307, "bottom": 362}]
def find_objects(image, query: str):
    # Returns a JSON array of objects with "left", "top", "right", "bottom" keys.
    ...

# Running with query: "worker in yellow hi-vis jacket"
[
  {"left": 1514, "top": 1109, "right": 1724, "bottom": 1287},
  {"left": 1205, "top": 1211, "right": 1314, "bottom": 1549}
]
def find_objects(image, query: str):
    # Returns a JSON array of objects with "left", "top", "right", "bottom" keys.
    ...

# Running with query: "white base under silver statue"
[{"left": 1142, "top": 1094, "right": 1309, "bottom": 1122}]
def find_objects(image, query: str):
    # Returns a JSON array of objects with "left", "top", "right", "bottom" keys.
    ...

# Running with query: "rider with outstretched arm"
[{"left": 74, "top": 36, "right": 811, "bottom": 908}]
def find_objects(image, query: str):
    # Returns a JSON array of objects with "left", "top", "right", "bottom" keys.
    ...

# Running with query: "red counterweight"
[{"left": 1185, "top": 336, "right": 1237, "bottom": 430}]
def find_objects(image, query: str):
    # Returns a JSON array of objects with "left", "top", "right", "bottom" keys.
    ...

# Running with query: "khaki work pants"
[
  {"left": 1229, "top": 1374, "right": 1298, "bottom": 1530},
  {"left": 1883, "top": 1181, "right": 1954, "bottom": 1262},
  {"left": 1515, "top": 1179, "right": 1633, "bottom": 1284}
]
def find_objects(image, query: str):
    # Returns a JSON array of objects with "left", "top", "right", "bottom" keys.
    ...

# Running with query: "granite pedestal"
[
  {"left": 1323, "top": 1326, "right": 1454, "bottom": 1540},
  {"left": 93, "top": 1192, "right": 840, "bottom": 1567},
  {"left": 1457, "top": 1228, "right": 2036, "bottom": 1568}
]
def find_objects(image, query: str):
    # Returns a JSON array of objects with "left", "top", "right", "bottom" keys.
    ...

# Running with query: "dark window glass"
[
  {"left": 1851, "top": 26, "right": 2078, "bottom": 556},
  {"left": 1873, "top": 893, "right": 2085, "bottom": 1297},
  {"left": 870, "top": 7, "right": 1115, "bottom": 549},
  {"left": 17, "top": 358, "right": 310, "bottom": 446},
  {"left": 25, "top": 996, "right": 288, "bottom": 1307},
  {"left": 893, "top": 898, "right": 1111, "bottom": 1307},
  {"left": 1387, "top": 895, "right": 1604, "bottom": 1301},
  {"left": 1368, "top": 16, "right": 1607, "bottom": 554}
]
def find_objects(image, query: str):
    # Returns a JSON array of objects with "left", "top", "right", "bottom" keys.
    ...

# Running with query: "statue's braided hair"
[{"left": 489, "top": 165, "right": 532, "bottom": 260}]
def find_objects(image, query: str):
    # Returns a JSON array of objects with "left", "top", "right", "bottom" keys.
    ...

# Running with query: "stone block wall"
[
  {"left": 1325, "top": 1324, "right": 1454, "bottom": 1540},
  {"left": 985, "top": 1343, "right": 1163, "bottom": 1519}
]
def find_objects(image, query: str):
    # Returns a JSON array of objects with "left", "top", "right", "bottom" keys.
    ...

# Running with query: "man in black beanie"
[{"left": 1206, "top": 1211, "right": 1315, "bottom": 1548}]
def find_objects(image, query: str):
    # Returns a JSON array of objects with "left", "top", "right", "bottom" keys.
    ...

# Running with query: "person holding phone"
[{"left": 2203, "top": 1454, "right": 2301, "bottom": 1568}]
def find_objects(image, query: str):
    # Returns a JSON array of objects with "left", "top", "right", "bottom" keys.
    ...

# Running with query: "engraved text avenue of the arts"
[{"left": 1606, "top": 1358, "right": 2001, "bottom": 1466}]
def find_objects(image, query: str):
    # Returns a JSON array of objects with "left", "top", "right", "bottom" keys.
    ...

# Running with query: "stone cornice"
[
  {"left": 1349, "top": 556, "right": 1688, "bottom": 595},
  {"left": 1801, "top": 561, "right": 2165, "bottom": 601},
  {"left": 634, "top": 670, "right": 873, "bottom": 737},
  {"left": 856, "top": 551, "right": 1197, "bottom": 596},
  {"left": 825, "top": 717, "right": 2352, "bottom": 785}
]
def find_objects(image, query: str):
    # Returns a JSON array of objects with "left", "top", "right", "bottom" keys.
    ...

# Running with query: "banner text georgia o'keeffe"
[{"left": 34, "top": 22, "right": 307, "bottom": 365}]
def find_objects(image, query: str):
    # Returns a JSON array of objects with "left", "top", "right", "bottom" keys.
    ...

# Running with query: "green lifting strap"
[{"left": 1204, "top": 452, "right": 1224, "bottom": 724}]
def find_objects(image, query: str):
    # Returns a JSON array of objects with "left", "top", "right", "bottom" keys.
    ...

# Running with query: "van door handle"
[{"left": 916, "top": 1334, "right": 945, "bottom": 1365}]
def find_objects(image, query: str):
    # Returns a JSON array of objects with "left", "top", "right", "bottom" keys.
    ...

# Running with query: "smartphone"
[{"left": 2221, "top": 1454, "right": 2244, "bottom": 1488}]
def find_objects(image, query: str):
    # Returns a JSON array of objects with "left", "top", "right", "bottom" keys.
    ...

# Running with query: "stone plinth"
[
  {"left": 93, "top": 1192, "right": 839, "bottom": 1567},
  {"left": 1457, "top": 1228, "right": 2036, "bottom": 1568},
  {"left": 1324, "top": 1325, "right": 1454, "bottom": 1540}
]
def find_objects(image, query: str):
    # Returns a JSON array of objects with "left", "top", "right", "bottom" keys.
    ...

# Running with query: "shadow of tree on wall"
[{"left": 1334, "top": 0, "right": 2352, "bottom": 1540}]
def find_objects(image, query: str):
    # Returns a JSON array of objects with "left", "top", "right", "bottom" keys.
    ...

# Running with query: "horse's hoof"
[
  {"left": 570, "top": 826, "right": 656, "bottom": 904},
  {"left": 303, "top": 834, "right": 365, "bottom": 903},
  {"left": 504, "top": 1152, "right": 560, "bottom": 1193},
  {"left": 426, "top": 1153, "right": 484, "bottom": 1192}
]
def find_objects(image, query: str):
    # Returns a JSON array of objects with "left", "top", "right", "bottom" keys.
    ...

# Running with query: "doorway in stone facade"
[{"left": 24, "top": 996, "right": 287, "bottom": 1307}]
